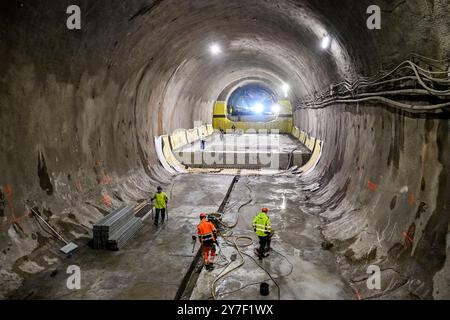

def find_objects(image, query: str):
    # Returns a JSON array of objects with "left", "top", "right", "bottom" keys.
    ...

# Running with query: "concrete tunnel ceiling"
[
  {"left": 125, "top": 0, "right": 359, "bottom": 136},
  {"left": 1, "top": 0, "right": 450, "bottom": 300}
]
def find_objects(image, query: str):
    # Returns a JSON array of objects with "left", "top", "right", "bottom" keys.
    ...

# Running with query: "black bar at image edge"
[{"left": 0, "top": 300, "right": 448, "bottom": 319}]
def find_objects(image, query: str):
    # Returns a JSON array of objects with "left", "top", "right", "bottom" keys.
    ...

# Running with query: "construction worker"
[
  {"left": 197, "top": 213, "right": 218, "bottom": 271},
  {"left": 252, "top": 207, "right": 273, "bottom": 259},
  {"left": 151, "top": 186, "right": 168, "bottom": 226},
  {"left": 201, "top": 140, "right": 206, "bottom": 150}
]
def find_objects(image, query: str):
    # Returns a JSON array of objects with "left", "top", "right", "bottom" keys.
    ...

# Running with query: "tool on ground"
[
  {"left": 260, "top": 282, "right": 270, "bottom": 296},
  {"left": 28, "top": 207, "right": 78, "bottom": 256},
  {"left": 191, "top": 235, "right": 197, "bottom": 253},
  {"left": 149, "top": 200, "right": 162, "bottom": 223}
]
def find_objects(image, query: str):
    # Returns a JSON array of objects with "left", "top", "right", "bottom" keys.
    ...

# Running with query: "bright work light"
[
  {"left": 252, "top": 103, "right": 264, "bottom": 114},
  {"left": 271, "top": 104, "right": 280, "bottom": 113},
  {"left": 209, "top": 43, "right": 221, "bottom": 55},
  {"left": 321, "top": 35, "right": 331, "bottom": 49}
]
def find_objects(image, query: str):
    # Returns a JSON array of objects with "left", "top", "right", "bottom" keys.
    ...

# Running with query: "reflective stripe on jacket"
[
  {"left": 252, "top": 212, "right": 271, "bottom": 237},
  {"left": 197, "top": 219, "right": 217, "bottom": 244}
]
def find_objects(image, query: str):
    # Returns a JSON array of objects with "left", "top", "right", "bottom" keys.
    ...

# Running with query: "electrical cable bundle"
[{"left": 295, "top": 54, "right": 450, "bottom": 112}]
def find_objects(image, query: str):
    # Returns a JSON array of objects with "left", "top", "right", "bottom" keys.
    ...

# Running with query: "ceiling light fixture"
[
  {"left": 281, "top": 83, "right": 290, "bottom": 98},
  {"left": 321, "top": 35, "right": 331, "bottom": 50},
  {"left": 209, "top": 43, "right": 221, "bottom": 55}
]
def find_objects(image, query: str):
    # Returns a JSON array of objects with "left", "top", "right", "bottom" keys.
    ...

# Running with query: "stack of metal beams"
[{"left": 93, "top": 205, "right": 143, "bottom": 250}]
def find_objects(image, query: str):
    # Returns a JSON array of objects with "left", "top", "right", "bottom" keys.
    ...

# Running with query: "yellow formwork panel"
[
  {"left": 292, "top": 127, "right": 300, "bottom": 139},
  {"left": 198, "top": 125, "right": 208, "bottom": 138},
  {"left": 278, "top": 100, "right": 292, "bottom": 112},
  {"left": 162, "top": 136, "right": 185, "bottom": 172},
  {"left": 305, "top": 136, "right": 316, "bottom": 151},
  {"left": 170, "top": 130, "right": 188, "bottom": 150},
  {"left": 207, "top": 124, "right": 214, "bottom": 135},
  {"left": 170, "top": 124, "right": 214, "bottom": 150},
  {"left": 299, "top": 131, "right": 306, "bottom": 144},
  {"left": 299, "top": 139, "right": 322, "bottom": 174},
  {"left": 186, "top": 128, "right": 199, "bottom": 144},
  {"left": 212, "top": 101, "right": 227, "bottom": 131},
  {"left": 213, "top": 100, "right": 293, "bottom": 133},
  {"left": 288, "top": 125, "right": 325, "bottom": 174},
  {"left": 194, "top": 128, "right": 200, "bottom": 140}
]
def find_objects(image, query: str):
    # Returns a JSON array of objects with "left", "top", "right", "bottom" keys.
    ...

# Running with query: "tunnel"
[{"left": 1, "top": 0, "right": 450, "bottom": 301}]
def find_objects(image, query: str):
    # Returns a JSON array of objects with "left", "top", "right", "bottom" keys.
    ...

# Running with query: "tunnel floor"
[
  {"left": 6, "top": 173, "right": 352, "bottom": 300},
  {"left": 8, "top": 174, "right": 234, "bottom": 299},
  {"left": 191, "top": 175, "right": 354, "bottom": 300}
]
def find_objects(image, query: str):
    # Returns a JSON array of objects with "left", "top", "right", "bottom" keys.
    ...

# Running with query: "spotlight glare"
[
  {"left": 209, "top": 43, "right": 221, "bottom": 55},
  {"left": 271, "top": 104, "right": 280, "bottom": 113},
  {"left": 252, "top": 103, "right": 264, "bottom": 114},
  {"left": 281, "top": 83, "right": 290, "bottom": 98},
  {"left": 321, "top": 35, "right": 331, "bottom": 49}
]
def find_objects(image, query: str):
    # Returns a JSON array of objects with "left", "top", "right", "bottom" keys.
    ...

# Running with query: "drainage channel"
[{"left": 174, "top": 175, "right": 240, "bottom": 300}]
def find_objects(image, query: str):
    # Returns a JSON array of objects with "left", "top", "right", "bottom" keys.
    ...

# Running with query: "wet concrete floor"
[
  {"left": 8, "top": 174, "right": 234, "bottom": 299},
  {"left": 7, "top": 173, "right": 353, "bottom": 300},
  {"left": 191, "top": 175, "right": 354, "bottom": 300}
]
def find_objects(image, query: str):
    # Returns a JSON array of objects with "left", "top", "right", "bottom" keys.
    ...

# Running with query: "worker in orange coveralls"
[{"left": 197, "top": 213, "right": 218, "bottom": 271}]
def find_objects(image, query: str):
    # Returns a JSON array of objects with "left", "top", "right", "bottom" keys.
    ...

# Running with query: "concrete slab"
[{"left": 174, "top": 134, "right": 311, "bottom": 170}]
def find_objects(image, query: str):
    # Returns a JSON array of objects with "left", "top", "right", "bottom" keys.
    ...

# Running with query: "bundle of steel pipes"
[{"left": 93, "top": 205, "right": 143, "bottom": 250}]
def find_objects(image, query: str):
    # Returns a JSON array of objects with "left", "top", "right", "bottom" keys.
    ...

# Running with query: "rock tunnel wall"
[
  {"left": 294, "top": 1, "right": 450, "bottom": 298},
  {"left": 0, "top": 0, "right": 449, "bottom": 298},
  {"left": 296, "top": 105, "right": 450, "bottom": 299}
]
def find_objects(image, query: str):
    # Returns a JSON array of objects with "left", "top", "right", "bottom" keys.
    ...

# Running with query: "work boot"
[
  {"left": 154, "top": 221, "right": 158, "bottom": 226},
  {"left": 256, "top": 249, "right": 264, "bottom": 260}
]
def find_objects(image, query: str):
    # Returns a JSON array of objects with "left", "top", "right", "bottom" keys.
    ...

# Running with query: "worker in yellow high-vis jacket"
[
  {"left": 252, "top": 207, "right": 273, "bottom": 259},
  {"left": 151, "top": 186, "right": 168, "bottom": 226}
]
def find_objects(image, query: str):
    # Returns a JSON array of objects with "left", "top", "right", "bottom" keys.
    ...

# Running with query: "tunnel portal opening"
[{"left": 226, "top": 83, "right": 279, "bottom": 123}]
